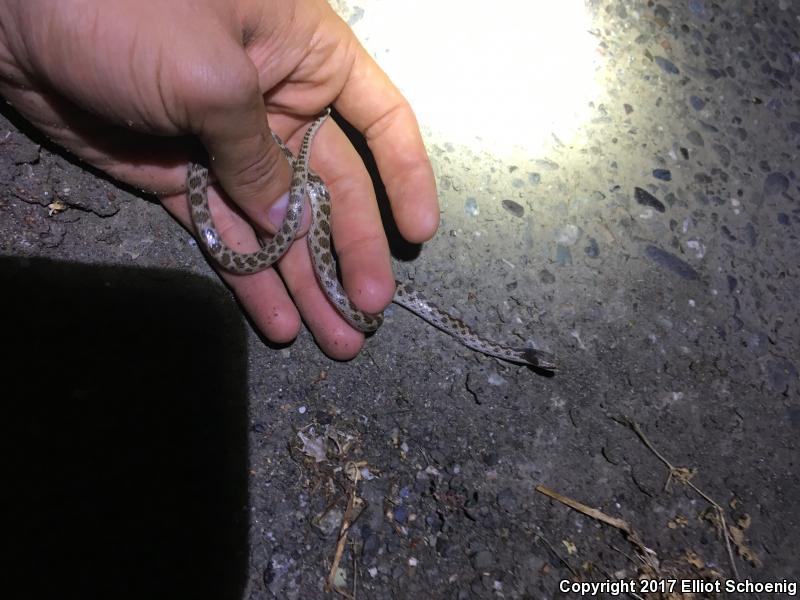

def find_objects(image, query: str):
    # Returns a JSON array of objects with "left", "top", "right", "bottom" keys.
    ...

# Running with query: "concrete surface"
[{"left": 1, "top": 1, "right": 798, "bottom": 598}]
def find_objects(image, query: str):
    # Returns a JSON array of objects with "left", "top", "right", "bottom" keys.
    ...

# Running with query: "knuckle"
[{"left": 226, "top": 142, "right": 284, "bottom": 199}]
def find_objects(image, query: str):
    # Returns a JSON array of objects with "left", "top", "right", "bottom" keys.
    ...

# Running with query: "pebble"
[
  {"left": 464, "top": 197, "right": 479, "bottom": 216},
  {"left": 654, "top": 56, "right": 680, "bottom": 75},
  {"left": 689, "top": 95, "right": 706, "bottom": 110},
  {"left": 487, "top": 373, "right": 506, "bottom": 386},
  {"left": 687, "top": 130, "right": 705, "bottom": 146},
  {"left": 653, "top": 168, "right": 672, "bottom": 181},
  {"left": 555, "top": 244, "right": 572, "bottom": 266},
  {"left": 556, "top": 224, "right": 580, "bottom": 245},
  {"left": 688, "top": 0, "right": 708, "bottom": 18},
  {"left": 315, "top": 508, "right": 343, "bottom": 537},
  {"left": 394, "top": 505, "right": 408, "bottom": 524},
  {"left": 635, "top": 187, "right": 666, "bottom": 212},
  {"left": 585, "top": 237, "right": 600, "bottom": 258},
  {"left": 501, "top": 199, "right": 524, "bottom": 218},
  {"left": 645, "top": 245, "right": 700, "bottom": 280},
  {"left": 712, "top": 143, "right": 731, "bottom": 167},
  {"left": 763, "top": 172, "right": 789, "bottom": 195}
]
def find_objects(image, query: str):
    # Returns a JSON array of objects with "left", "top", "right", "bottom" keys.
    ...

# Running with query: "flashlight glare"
[{"left": 350, "top": 1, "right": 602, "bottom": 155}]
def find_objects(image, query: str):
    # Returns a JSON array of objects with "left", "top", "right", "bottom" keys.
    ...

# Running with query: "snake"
[{"left": 187, "top": 110, "right": 556, "bottom": 370}]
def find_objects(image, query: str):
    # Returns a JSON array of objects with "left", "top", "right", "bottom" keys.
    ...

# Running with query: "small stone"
[
  {"left": 712, "top": 144, "right": 731, "bottom": 167},
  {"left": 698, "top": 120, "right": 718, "bottom": 133},
  {"left": 556, "top": 224, "right": 580, "bottom": 245},
  {"left": 555, "top": 244, "right": 572, "bottom": 266},
  {"left": 653, "top": 168, "right": 672, "bottom": 181},
  {"left": 654, "top": 56, "right": 680, "bottom": 74},
  {"left": 585, "top": 237, "right": 600, "bottom": 258},
  {"left": 314, "top": 508, "right": 344, "bottom": 537},
  {"left": 634, "top": 187, "right": 666, "bottom": 212},
  {"left": 687, "top": 131, "right": 704, "bottom": 146},
  {"left": 487, "top": 373, "right": 506, "bottom": 386},
  {"left": 689, "top": 95, "right": 706, "bottom": 110},
  {"left": 501, "top": 199, "right": 524, "bottom": 218},
  {"left": 394, "top": 505, "right": 408, "bottom": 524},
  {"left": 645, "top": 245, "right": 700, "bottom": 280},
  {"left": 689, "top": 0, "right": 707, "bottom": 18},
  {"left": 464, "top": 197, "right": 479, "bottom": 216},
  {"left": 694, "top": 172, "right": 712, "bottom": 184},
  {"left": 763, "top": 172, "right": 789, "bottom": 195}
]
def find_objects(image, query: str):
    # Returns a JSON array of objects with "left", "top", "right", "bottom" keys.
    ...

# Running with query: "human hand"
[{"left": 0, "top": 0, "right": 439, "bottom": 359}]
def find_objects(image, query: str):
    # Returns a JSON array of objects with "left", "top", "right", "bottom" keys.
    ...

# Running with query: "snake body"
[{"left": 187, "top": 111, "right": 555, "bottom": 370}]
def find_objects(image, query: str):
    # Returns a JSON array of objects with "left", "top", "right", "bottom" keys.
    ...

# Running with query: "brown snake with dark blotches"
[{"left": 187, "top": 110, "right": 555, "bottom": 369}]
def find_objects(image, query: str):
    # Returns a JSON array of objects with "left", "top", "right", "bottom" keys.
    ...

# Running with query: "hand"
[{"left": 0, "top": 0, "right": 439, "bottom": 359}]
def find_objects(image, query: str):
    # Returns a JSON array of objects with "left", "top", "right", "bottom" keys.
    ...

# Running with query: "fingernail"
[{"left": 267, "top": 191, "right": 290, "bottom": 228}]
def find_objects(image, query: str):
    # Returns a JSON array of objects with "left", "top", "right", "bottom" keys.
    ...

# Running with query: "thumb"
[{"left": 190, "top": 58, "right": 295, "bottom": 235}]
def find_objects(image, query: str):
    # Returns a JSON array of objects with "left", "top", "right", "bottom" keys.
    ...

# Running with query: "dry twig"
[
  {"left": 621, "top": 417, "right": 741, "bottom": 582},
  {"left": 326, "top": 486, "right": 358, "bottom": 598}
]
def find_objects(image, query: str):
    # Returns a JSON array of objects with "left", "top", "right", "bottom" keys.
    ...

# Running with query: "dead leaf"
[
  {"left": 667, "top": 515, "right": 689, "bottom": 529},
  {"left": 685, "top": 550, "right": 705, "bottom": 569},
  {"left": 297, "top": 430, "right": 327, "bottom": 462},
  {"left": 729, "top": 526, "right": 762, "bottom": 567},
  {"left": 47, "top": 200, "right": 67, "bottom": 216},
  {"left": 736, "top": 513, "right": 751, "bottom": 530}
]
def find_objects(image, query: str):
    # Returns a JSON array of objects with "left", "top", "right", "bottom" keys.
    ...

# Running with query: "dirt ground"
[{"left": 2, "top": 1, "right": 798, "bottom": 599}]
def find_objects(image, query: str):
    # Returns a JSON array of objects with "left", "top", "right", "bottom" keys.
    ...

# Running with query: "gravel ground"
[{"left": 2, "top": 1, "right": 798, "bottom": 599}]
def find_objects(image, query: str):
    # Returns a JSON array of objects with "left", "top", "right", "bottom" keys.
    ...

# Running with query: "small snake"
[{"left": 187, "top": 110, "right": 556, "bottom": 370}]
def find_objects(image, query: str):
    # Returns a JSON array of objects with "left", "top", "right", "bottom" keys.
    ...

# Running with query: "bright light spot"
[{"left": 350, "top": 1, "right": 603, "bottom": 156}]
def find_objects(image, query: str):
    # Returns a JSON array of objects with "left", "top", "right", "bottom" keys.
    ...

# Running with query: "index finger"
[{"left": 334, "top": 48, "right": 439, "bottom": 244}]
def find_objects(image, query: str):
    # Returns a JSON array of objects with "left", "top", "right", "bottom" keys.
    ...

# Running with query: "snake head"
[{"left": 521, "top": 348, "right": 557, "bottom": 371}]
